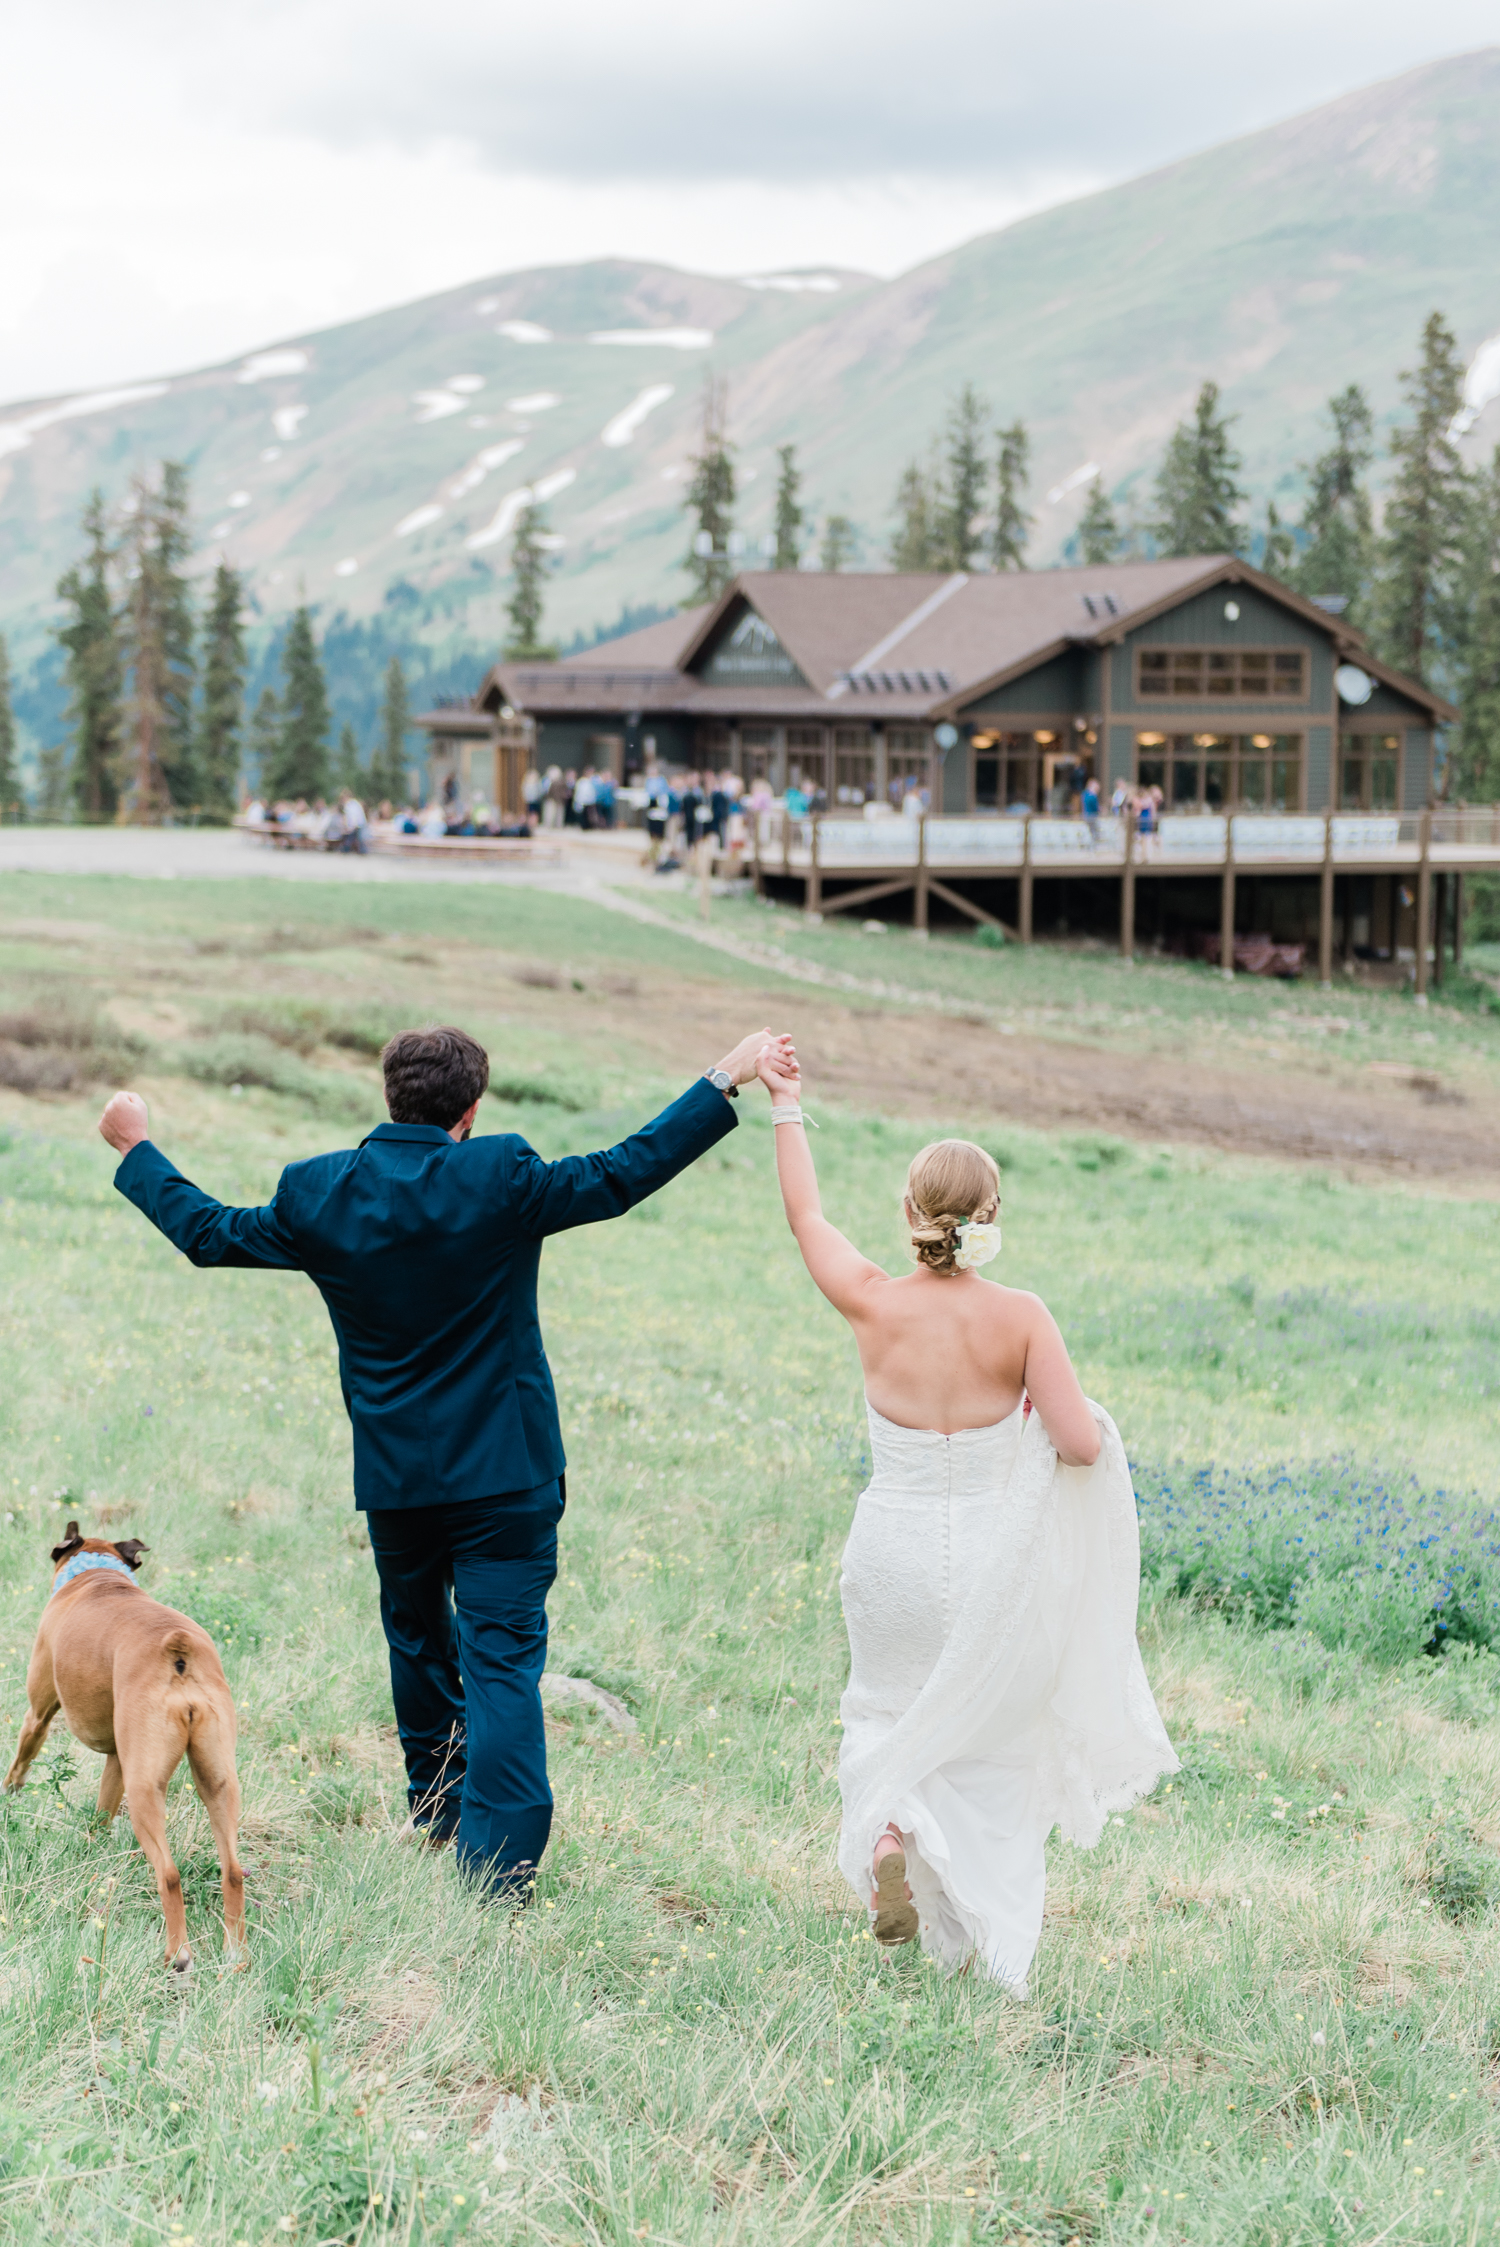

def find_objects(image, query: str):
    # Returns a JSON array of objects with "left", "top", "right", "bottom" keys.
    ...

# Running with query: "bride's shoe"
[{"left": 872, "top": 1850, "right": 918, "bottom": 1947}]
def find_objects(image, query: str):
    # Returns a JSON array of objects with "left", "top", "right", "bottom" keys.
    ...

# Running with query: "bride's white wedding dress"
[{"left": 837, "top": 1397, "right": 1178, "bottom": 1993}]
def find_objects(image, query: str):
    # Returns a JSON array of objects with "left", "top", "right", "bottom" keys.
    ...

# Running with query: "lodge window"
[
  {"left": 1137, "top": 648, "right": 1306, "bottom": 700},
  {"left": 885, "top": 728, "right": 934, "bottom": 810},
  {"left": 785, "top": 725, "right": 828, "bottom": 801},
  {"left": 1134, "top": 731, "right": 1302, "bottom": 811},
  {"left": 1339, "top": 732, "right": 1401, "bottom": 811},
  {"left": 972, "top": 728, "right": 1087, "bottom": 813},
  {"left": 739, "top": 725, "right": 776, "bottom": 787},
  {"left": 832, "top": 726, "right": 877, "bottom": 803}
]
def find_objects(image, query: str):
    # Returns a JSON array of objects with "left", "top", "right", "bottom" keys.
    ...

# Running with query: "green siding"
[
  {"left": 1306, "top": 725, "right": 1332, "bottom": 810},
  {"left": 1106, "top": 724, "right": 1134, "bottom": 791},
  {"left": 941, "top": 742, "right": 969, "bottom": 813},
  {"left": 1403, "top": 731, "right": 1433, "bottom": 809},
  {"left": 958, "top": 648, "right": 1089, "bottom": 717},
  {"left": 1116, "top": 583, "right": 1330, "bottom": 719}
]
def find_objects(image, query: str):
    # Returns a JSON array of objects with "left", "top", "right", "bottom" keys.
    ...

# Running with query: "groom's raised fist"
[{"left": 99, "top": 1090, "right": 151, "bottom": 1157}]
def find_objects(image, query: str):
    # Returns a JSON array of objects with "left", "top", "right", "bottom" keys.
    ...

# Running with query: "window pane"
[
  {"left": 1240, "top": 760, "right": 1266, "bottom": 806},
  {"left": 1138, "top": 757, "right": 1166, "bottom": 793},
  {"left": 1271, "top": 759, "right": 1295, "bottom": 810},
  {"left": 1204, "top": 760, "right": 1228, "bottom": 807},
  {"left": 974, "top": 755, "right": 1000, "bottom": 811},
  {"left": 1372, "top": 757, "right": 1397, "bottom": 808},
  {"left": 1340, "top": 755, "right": 1364, "bottom": 809},
  {"left": 1207, "top": 652, "right": 1234, "bottom": 674},
  {"left": 1171, "top": 760, "right": 1200, "bottom": 806}
]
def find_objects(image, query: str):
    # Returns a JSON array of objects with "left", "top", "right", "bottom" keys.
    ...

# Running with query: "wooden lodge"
[{"left": 417, "top": 557, "right": 1498, "bottom": 988}]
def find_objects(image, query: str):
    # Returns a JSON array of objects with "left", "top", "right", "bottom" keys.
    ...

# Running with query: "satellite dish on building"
[
  {"left": 1335, "top": 664, "right": 1373, "bottom": 706},
  {"left": 934, "top": 723, "right": 959, "bottom": 751}
]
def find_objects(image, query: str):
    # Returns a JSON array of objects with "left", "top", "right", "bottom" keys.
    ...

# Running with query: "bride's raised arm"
[{"left": 757, "top": 1048, "right": 887, "bottom": 1316}]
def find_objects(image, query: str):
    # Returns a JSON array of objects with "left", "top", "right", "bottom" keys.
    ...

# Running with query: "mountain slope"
[{"left": 2, "top": 48, "right": 1498, "bottom": 758}]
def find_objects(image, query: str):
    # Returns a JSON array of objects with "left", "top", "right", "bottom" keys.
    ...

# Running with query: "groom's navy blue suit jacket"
[{"left": 114, "top": 1079, "right": 737, "bottom": 1509}]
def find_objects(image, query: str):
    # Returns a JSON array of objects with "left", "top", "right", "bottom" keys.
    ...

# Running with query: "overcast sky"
[{"left": 1, "top": 0, "right": 1495, "bottom": 405}]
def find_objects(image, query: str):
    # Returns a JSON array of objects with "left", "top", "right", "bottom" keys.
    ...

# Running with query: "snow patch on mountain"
[
  {"left": 741, "top": 274, "right": 841, "bottom": 292},
  {"left": 412, "top": 391, "right": 467, "bottom": 424},
  {"left": 601, "top": 385, "right": 674, "bottom": 447},
  {"left": 1046, "top": 461, "right": 1100, "bottom": 504},
  {"left": 272, "top": 404, "right": 307, "bottom": 441},
  {"left": 237, "top": 350, "right": 308, "bottom": 383},
  {"left": 507, "top": 393, "right": 560, "bottom": 413},
  {"left": 0, "top": 381, "right": 170, "bottom": 460},
  {"left": 396, "top": 502, "right": 444, "bottom": 536},
  {"left": 497, "top": 321, "right": 552, "bottom": 344},
  {"left": 466, "top": 466, "right": 576, "bottom": 551},
  {"left": 588, "top": 329, "right": 712, "bottom": 350},
  {"left": 1452, "top": 333, "right": 1500, "bottom": 437}
]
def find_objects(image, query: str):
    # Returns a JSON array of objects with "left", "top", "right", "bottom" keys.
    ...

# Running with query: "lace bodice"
[{"left": 864, "top": 1399, "right": 1026, "bottom": 1501}]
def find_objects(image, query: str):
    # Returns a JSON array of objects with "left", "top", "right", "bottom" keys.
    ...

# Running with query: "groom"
[{"left": 98, "top": 1021, "right": 790, "bottom": 1896}]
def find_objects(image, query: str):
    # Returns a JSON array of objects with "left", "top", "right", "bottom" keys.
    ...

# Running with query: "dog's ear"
[
  {"left": 111, "top": 1539, "right": 149, "bottom": 1571},
  {"left": 50, "top": 1523, "right": 86, "bottom": 1564}
]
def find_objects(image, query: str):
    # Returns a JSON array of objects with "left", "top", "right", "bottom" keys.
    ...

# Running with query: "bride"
[{"left": 758, "top": 1052, "right": 1177, "bottom": 1994}]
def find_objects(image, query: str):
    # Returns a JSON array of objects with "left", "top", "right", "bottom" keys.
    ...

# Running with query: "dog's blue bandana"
[{"left": 51, "top": 1552, "right": 139, "bottom": 1598}]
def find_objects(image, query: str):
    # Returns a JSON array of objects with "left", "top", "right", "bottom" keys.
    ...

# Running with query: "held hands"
[
  {"left": 716, "top": 1029, "right": 797, "bottom": 1087},
  {"left": 98, "top": 1090, "right": 150, "bottom": 1157},
  {"left": 756, "top": 1040, "right": 801, "bottom": 1104}
]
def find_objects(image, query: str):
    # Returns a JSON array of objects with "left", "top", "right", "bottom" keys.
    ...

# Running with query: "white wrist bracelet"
[{"left": 771, "top": 1106, "right": 818, "bottom": 1128}]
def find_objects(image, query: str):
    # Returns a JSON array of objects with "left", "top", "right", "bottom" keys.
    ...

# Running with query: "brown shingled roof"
[{"left": 469, "top": 558, "right": 1453, "bottom": 724}]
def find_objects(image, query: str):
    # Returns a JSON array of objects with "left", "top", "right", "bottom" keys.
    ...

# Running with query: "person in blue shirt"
[{"left": 97, "top": 1021, "right": 792, "bottom": 1899}]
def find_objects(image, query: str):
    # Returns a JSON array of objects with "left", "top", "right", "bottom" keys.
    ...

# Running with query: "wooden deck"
[{"left": 746, "top": 808, "right": 1500, "bottom": 993}]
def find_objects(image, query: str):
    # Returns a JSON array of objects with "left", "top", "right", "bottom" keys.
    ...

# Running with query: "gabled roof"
[{"left": 471, "top": 559, "right": 1455, "bottom": 725}]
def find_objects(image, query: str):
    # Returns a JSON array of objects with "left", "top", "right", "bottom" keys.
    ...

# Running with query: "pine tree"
[
  {"left": 1450, "top": 444, "right": 1500, "bottom": 802},
  {"left": 890, "top": 456, "right": 943, "bottom": 570},
  {"left": 117, "top": 464, "right": 197, "bottom": 819},
  {"left": 1260, "top": 500, "right": 1297, "bottom": 580},
  {"left": 682, "top": 375, "right": 736, "bottom": 602},
  {"left": 248, "top": 687, "right": 281, "bottom": 797},
  {"left": 197, "top": 561, "right": 245, "bottom": 818},
  {"left": 772, "top": 444, "right": 804, "bottom": 570},
  {"left": 56, "top": 489, "right": 122, "bottom": 821},
  {"left": 0, "top": 632, "right": 20, "bottom": 823},
  {"left": 992, "top": 422, "right": 1031, "bottom": 570},
  {"left": 820, "top": 515, "right": 857, "bottom": 572},
  {"left": 1291, "top": 384, "right": 1375, "bottom": 622},
  {"left": 1077, "top": 477, "right": 1120, "bottom": 565},
  {"left": 37, "top": 744, "right": 70, "bottom": 822},
  {"left": 939, "top": 386, "right": 989, "bottom": 570},
  {"left": 268, "top": 608, "right": 331, "bottom": 799},
  {"left": 1152, "top": 381, "right": 1246, "bottom": 556},
  {"left": 335, "top": 722, "right": 365, "bottom": 795},
  {"left": 1374, "top": 312, "right": 1469, "bottom": 685},
  {"left": 153, "top": 463, "right": 197, "bottom": 807},
  {"left": 371, "top": 657, "right": 413, "bottom": 805},
  {"left": 504, "top": 506, "right": 558, "bottom": 660}
]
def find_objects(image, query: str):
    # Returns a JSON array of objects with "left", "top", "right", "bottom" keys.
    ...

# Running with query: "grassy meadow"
[{"left": 2, "top": 870, "right": 1500, "bottom": 2244}]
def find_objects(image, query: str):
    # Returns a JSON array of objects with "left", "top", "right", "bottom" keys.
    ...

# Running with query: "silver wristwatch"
[{"left": 704, "top": 1067, "right": 738, "bottom": 1098}]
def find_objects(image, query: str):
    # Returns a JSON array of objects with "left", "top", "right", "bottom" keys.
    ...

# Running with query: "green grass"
[{"left": 3, "top": 871, "right": 1500, "bottom": 2243}]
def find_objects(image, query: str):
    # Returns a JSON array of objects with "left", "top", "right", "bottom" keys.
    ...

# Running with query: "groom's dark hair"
[{"left": 381, "top": 1026, "right": 490, "bottom": 1128}]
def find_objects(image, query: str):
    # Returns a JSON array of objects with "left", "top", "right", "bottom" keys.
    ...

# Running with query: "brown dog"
[{"left": 4, "top": 1523, "right": 245, "bottom": 1973}]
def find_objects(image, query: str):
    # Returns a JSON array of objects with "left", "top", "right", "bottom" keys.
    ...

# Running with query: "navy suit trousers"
[{"left": 365, "top": 1480, "right": 564, "bottom": 1893}]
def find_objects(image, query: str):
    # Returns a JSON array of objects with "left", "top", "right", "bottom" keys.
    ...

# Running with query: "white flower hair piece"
[{"left": 953, "top": 1218, "right": 1002, "bottom": 1270}]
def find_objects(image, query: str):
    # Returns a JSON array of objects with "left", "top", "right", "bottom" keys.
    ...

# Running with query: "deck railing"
[{"left": 753, "top": 806, "right": 1500, "bottom": 867}]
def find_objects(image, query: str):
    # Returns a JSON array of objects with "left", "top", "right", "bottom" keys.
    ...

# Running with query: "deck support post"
[
  {"left": 913, "top": 816, "right": 929, "bottom": 936},
  {"left": 1318, "top": 813, "right": 1335, "bottom": 986},
  {"left": 1120, "top": 809, "right": 1136, "bottom": 959},
  {"left": 806, "top": 815, "right": 821, "bottom": 918},
  {"left": 1454, "top": 873, "right": 1464, "bottom": 968},
  {"left": 752, "top": 805, "right": 764, "bottom": 898},
  {"left": 1432, "top": 869, "right": 1446, "bottom": 988},
  {"left": 1219, "top": 816, "right": 1236, "bottom": 980},
  {"left": 1414, "top": 808, "right": 1433, "bottom": 1000},
  {"left": 1019, "top": 816, "right": 1034, "bottom": 945}
]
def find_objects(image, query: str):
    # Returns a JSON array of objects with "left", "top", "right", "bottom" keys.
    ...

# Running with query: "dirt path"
[{"left": 576, "top": 890, "right": 1500, "bottom": 1189}]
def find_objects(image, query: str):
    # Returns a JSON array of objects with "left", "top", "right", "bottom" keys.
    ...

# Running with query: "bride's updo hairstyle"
[{"left": 904, "top": 1139, "right": 1001, "bottom": 1276}]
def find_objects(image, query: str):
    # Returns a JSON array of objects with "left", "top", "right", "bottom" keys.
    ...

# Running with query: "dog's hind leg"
[
  {"left": 188, "top": 1725, "right": 246, "bottom": 1954},
  {"left": 123, "top": 1773, "right": 191, "bottom": 1972},
  {"left": 4, "top": 1691, "right": 60, "bottom": 1792},
  {"left": 96, "top": 1753, "right": 125, "bottom": 1823}
]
